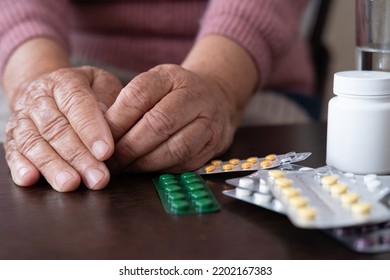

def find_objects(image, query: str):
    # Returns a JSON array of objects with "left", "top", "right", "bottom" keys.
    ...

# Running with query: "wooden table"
[{"left": 1, "top": 122, "right": 389, "bottom": 259}]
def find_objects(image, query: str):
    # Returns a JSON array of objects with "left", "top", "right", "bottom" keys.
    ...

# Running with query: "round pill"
[
  {"left": 272, "top": 199, "right": 284, "bottom": 212},
  {"left": 235, "top": 187, "right": 253, "bottom": 197},
  {"left": 364, "top": 174, "right": 377, "bottom": 184},
  {"left": 282, "top": 187, "right": 300, "bottom": 199},
  {"left": 222, "top": 164, "right": 233, "bottom": 171},
  {"left": 211, "top": 160, "right": 222, "bottom": 167},
  {"left": 289, "top": 196, "right": 309, "bottom": 208},
  {"left": 321, "top": 175, "right": 338, "bottom": 186},
  {"left": 247, "top": 157, "right": 258, "bottom": 164},
  {"left": 297, "top": 207, "right": 317, "bottom": 221},
  {"left": 228, "top": 158, "right": 240, "bottom": 165},
  {"left": 205, "top": 165, "right": 216, "bottom": 173},
  {"left": 351, "top": 202, "right": 371, "bottom": 215},
  {"left": 366, "top": 179, "right": 382, "bottom": 191},
  {"left": 238, "top": 178, "right": 254, "bottom": 188},
  {"left": 260, "top": 160, "right": 271, "bottom": 168},
  {"left": 330, "top": 183, "right": 348, "bottom": 196},
  {"left": 259, "top": 183, "right": 270, "bottom": 193},
  {"left": 241, "top": 162, "right": 252, "bottom": 169},
  {"left": 170, "top": 200, "right": 190, "bottom": 212},
  {"left": 274, "top": 178, "right": 293, "bottom": 189},
  {"left": 268, "top": 170, "right": 285, "bottom": 179},
  {"left": 340, "top": 192, "right": 359, "bottom": 206},
  {"left": 253, "top": 192, "right": 272, "bottom": 204},
  {"left": 265, "top": 154, "right": 277, "bottom": 161}
]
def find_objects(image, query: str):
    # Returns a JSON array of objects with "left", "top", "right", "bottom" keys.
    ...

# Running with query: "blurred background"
[{"left": 321, "top": 0, "right": 355, "bottom": 119}]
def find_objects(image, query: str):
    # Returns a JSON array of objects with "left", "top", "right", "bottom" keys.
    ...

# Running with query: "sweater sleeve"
[
  {"left": 197, "top": 0, "right": 309, "bottom": 87},
  {"left": 0, "top": 0, "right": 70, "bottom": 80}
]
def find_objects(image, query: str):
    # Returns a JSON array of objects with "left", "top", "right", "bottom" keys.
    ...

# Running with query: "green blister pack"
[{"left": 153, "top": 172, "right": 221, "bottom": 215}]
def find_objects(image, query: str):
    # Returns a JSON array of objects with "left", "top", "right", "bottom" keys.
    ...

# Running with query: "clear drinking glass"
[{"left": 356, "top": 0, "right": 390, "bottom": 71}]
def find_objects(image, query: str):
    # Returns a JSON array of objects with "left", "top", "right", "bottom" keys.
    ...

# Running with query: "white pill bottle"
[{"left": 327, "top": 70, "right": 390, "bottom": 174}]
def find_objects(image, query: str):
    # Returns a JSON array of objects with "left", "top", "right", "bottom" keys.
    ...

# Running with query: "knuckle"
[
  {"left": 167, "top": 134, "right": 193, "bottom": 163},
  {"left": 144, "top": 108, "right": 173, "bottom": 138},
  {"left": 14, "top": 123, "right": 42, "bottom": 156},
  {"left": 121, "top": 83, "right": 152, "bottom": 114},
  {"left": 15, "top": 84, "right": 53, "bottom": 111},
  {"left": 61, "top": 146, "right": 91, "bottom": 167},
  {"left": 56, "top": 87, "right": 90, "bottom": 116},
  {"left": 38, "top": 110, "right": 70, "bottom": 142},
  {"left": 14, "top": 129, "right": 54, "bottom": 172}
]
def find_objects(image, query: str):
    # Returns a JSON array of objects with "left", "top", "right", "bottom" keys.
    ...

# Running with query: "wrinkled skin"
[{"left": 5, "top": 64, "right": 237, "bottom": 192}]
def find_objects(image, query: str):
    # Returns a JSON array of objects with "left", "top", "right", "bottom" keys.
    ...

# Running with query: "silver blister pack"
[
  {"left": 196, "top": 151, "right": 311, "bottom": 175},
  {"left": 223, "top": 165, "right": 390, "bottom": 253},
  {"left": 224, "top": 166, "right": 390, "bottom": 229}
]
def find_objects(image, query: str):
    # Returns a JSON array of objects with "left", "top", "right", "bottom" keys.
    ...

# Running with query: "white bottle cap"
[{"left": 334, "top": 70, "right": 390, "bottom": 96}]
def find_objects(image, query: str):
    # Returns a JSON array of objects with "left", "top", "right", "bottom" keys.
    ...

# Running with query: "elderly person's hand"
[
  {"left": 4, "top": 66, "right": 122, "bottom": 192},
  {"left": 105, "top": 64, "right": 236, "bottom": 172},
  {"left": 105, "top": 35, "right": 258, "bottom": 173}
]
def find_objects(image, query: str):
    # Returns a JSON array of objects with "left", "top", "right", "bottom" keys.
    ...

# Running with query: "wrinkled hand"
[
  {"left": 4, "top": 66, "right": 123, "bottom": 192},
  {"left": 105, "top": 64, "right": 238, "bottom": 173}
]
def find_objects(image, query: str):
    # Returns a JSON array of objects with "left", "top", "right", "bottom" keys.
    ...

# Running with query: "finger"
[
  {"left": 85, "top": 67, "right": 123, "bottom": 113},
  {"left": 104, "top": 66, "right": 174, "bottom": 141},
  {"left": 11, "top": 116, "right": 81, "bottom": 192},
  {"left": 4, "top": 115, "right": 40, "bottom": 186},
  {"left": 117, "top": 118, "right": 216, "bottom": 172},
  {"left": 113, "top": 87, "right": 200, "bottom": 167},
  {"left": 27, "top": 102, "right": 110, "bottom": 190},
  {"left": 52, "top": 68, "right": 114, "bottom": 161}
]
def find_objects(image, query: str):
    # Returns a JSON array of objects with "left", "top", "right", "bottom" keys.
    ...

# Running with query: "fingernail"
[
  {"left": 18, "top": 166, "right": 31, "bottom": 182},
  {"left": 55, "top": 171, "right": 75, "bottom": 190},
  {"left": 92, "top": 140, "right": 109, "bottom": 159},
  {"left": 85, "top": 168, "right": 105, "bottom": 189}
]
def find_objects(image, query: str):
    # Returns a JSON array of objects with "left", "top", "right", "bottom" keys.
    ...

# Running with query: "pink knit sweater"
[{"left": 0, "top": 0, "right": 315, "bottom": 94}]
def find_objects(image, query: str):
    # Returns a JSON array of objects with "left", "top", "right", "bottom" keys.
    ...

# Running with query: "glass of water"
[{"left": 356, "top": 0, "right": 390, "bottom": 71}]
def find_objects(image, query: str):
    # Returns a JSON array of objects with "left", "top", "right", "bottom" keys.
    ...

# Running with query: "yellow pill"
[
  {"left": 205, "top": 165, "right": 216, "bottom": 173},
  {"left": 275, "top": 178, "right": 293, "bottom": 189},
  {"left": 330, "top": 183, "right": 348, "bottom": 196},
  {"left": 297, "top": 207, "right": 317, "bottom": 221},
  {"left": 268, "top": 170, "right": 285, "bottom": 179},
  {"left": 351, "top": 202, "right": 371, "bottom": 215},
  {"left": 211, "top": 160, "right": 222, "bottom": 167},
  {"left": 340, "top": 192, "right": 359, "bottom": 206},
  {"left": 265, "top": 154, "right": 277, "bottom": 161},
  {"left": 321, "top": 175, "right": 338, "bottom": 186},
  {"left": 260, "top": 160, "right": 271, "bottom": 168},
  {"left": 282, "top": 187, "right": 300, "bottom": 199},
  {"left": 222, "top": 164, "right": 233, "bottom": 171},
  {"left": 228, "top": 158, "right": 240, "bottom": 165},
  {"left": 241, "top": 161, "right": 252, "bottom": 169},
  {"left": 247, "top": 157, "right": 258, "bottom": 164},
  {"left": 289, "top": 196, "right": 309, "bottom": 208}
]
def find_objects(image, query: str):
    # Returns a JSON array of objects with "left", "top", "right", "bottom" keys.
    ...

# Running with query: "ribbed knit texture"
[{"left": 0, "top": 0, "right": 314, "bottom": 94}]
